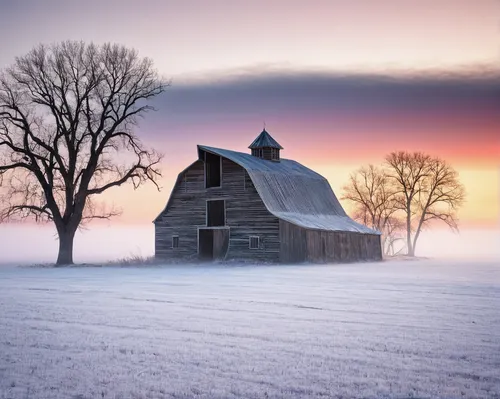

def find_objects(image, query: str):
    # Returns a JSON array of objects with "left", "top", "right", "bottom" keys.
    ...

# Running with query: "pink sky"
[{"left": 1, "top": 0, "right": 498, "bottom": 75}]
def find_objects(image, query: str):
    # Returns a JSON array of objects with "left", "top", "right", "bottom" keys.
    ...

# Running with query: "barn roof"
[
  {"left": 196, "top": 145, "right": 380, "bottom": 235},
  {"left": 248, "top": 129, "right": 284, "bottom": 149}
]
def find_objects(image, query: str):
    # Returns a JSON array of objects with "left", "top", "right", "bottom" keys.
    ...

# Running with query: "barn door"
[
  {"left": 199, "top": 229, "right": 214, "bottom": 260},
  {"left": 212, "top": 229, "right": 229, "bottom": 260},
  {"left": 198, "top": 228, "right": 229, "bottom": 261}
]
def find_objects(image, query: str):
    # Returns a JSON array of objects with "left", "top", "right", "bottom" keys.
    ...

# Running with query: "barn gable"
[{"left": 154, "top": 157, "right": 280, "bottom": 261}]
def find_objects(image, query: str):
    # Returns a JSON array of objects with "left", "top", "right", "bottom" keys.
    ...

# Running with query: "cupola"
[{"left": 248, "top": 129, "right": 283, "bottom": 161}]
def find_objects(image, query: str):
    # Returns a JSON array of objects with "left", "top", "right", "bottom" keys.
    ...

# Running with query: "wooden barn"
[{"left": 154, "top": 130, "right": 382, "bottom": 263}]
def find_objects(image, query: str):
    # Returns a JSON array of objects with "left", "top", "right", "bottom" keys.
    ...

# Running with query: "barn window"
[
  {"left": 205, "top": 152, "right": 221, "bottom": 188},
  {"left": 271, "top": 148, "right": 280, "bottom": 161},
  {"left": 252, "top": 148, "right": 264, "bottom": 158},
  {"left": 207, "top": 200, "right": 225, "bottom": 227},
  {"left": 172, "top": 235, "right": 179, "bottom": 248},
  {"left": 249, "top": 236, "right": 259, "bottom": 249},
  {"left": 243, "top": 171, "right": 253, "bottom": 190}
]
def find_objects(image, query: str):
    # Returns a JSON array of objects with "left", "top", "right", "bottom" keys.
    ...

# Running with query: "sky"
[{"left": 0, "top": 0, "right": 499, "bottom": 262}]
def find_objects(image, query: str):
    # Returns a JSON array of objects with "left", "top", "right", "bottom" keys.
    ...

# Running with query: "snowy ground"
[{"left": 0, "top": 260, "right": 499, "bottom": 399}]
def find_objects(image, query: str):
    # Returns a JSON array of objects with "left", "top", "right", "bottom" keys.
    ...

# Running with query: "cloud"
[
  {"left": 158, "top": 68, "right": 500, "bottom": 112},
  {"left": 141, "top": 69, "right": 500, "bottom": 160}
]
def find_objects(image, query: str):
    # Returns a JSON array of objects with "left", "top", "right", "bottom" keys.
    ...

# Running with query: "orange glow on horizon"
[{"left": 98, "top": 154, "right": 499, "bottom": 231}]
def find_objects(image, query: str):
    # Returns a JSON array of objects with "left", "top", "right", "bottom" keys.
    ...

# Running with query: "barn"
[{"left": 154, "top": 130, "right": 382, "bottom": 263}]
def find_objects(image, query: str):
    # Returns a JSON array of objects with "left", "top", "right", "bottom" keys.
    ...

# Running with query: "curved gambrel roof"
[{"left": 193, "top": 145, "right": 380, "bottom": 235}]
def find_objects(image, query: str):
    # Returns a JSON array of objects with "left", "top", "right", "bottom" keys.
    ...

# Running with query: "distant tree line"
[{"left": 342, "top": 151, "right": 466, "bottom": 257}]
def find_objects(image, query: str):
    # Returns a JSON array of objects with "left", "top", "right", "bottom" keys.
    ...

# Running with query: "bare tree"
[
  {"left": 383, "top": 215, "right": 406, "bottom": 256},
  {"left": 342, "top": 165, "right": 402, "bottom": 255},
  {"left": 411, "top": 155, "right": 466, "bottom": 255},
  {"left": 0, "top": 41, "right": 168, "bottom": 264},
  {"left": 343, "top": 153, "right": 466, "bottom": 257},
  {"left": 384, "top": 152, "right": 430, "bottom": 257},
  {"left": 386, "top": 151, "right": 465, "bottom": 256}
]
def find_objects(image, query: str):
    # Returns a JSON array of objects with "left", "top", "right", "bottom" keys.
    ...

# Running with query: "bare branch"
[{"left": 342, "top": 164, "right": 403, "bottom": 256}]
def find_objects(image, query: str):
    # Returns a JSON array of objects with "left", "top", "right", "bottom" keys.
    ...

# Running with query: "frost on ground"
[{"left": 0, "top": 260, "right": 499, "bottom": 399}]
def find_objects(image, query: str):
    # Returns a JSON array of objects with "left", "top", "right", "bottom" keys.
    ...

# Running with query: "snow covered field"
[{"left": 0, "top": 260, "right": 499, "bottom": 399}]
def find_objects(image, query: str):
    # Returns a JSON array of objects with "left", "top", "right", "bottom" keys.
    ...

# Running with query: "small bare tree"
[
  {"left": 342, "top": 165, "right": 402, "bottom": 255},
  {"left": 383, "top": 215, "right": 406, "bottom": 256},
  {"left": 386, "top": 151, "right": 465, "bottom": 256},
  {"left": 0, "top": 41, "right": 168, "bottom": 264},
  {"left": 411, "top": 155, "right": 466, "bottom": 255},
  {"left": 343, "top": 153, "right": 466, "bottom": 257},
  {"left": 384, "top": 152, "right": 430, "bottom": 257}
]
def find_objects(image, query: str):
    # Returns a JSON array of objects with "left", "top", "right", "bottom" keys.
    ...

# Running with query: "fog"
[
  {"left": 0, "top": 224, "right": 153, "bottom": 265},
  {"left": 0, "top": 224, "right": 498, "bottom": 265}
]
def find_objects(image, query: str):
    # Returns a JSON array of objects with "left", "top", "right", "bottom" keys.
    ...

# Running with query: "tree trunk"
[
  {"left": 411, "top": 211, "right": 427, "bottom": 258},
  {"left": 381, "top": 234, "right": 388, "bottom": 256},
  {"left": 412, "top": 231, "right": 421, "bottom": 257},
  {"left": 56, "top": 227, "right": 76, "bottom": 265},
  {"left": 406, "top": 205, "right": 414, "bottom": 256}
]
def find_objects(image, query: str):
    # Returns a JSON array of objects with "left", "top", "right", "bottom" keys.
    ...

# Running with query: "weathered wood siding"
[
  {"left": 279, "top": 220, "right": 382, "bottom": 263},
  {"left": 155, "top": 158, "right": 280, "bottom": 262}
]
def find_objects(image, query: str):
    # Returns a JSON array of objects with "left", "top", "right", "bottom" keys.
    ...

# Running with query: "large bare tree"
[
  {"left": 0, "top": 41, "right": 167, "bottom": 264},
  {"left": 386, "top": 151, "right": 465, "bottom": 256},
  {"left": 342, "top": 164, "right": 403, "bottom": 255}
]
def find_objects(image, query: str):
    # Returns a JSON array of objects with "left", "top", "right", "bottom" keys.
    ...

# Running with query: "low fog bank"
[
  {"left": 0, "top": 224, "right": 498, "bottom": 266},
  {"left": 0, "top": 224, "right": 154, "bottom": 266}
]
